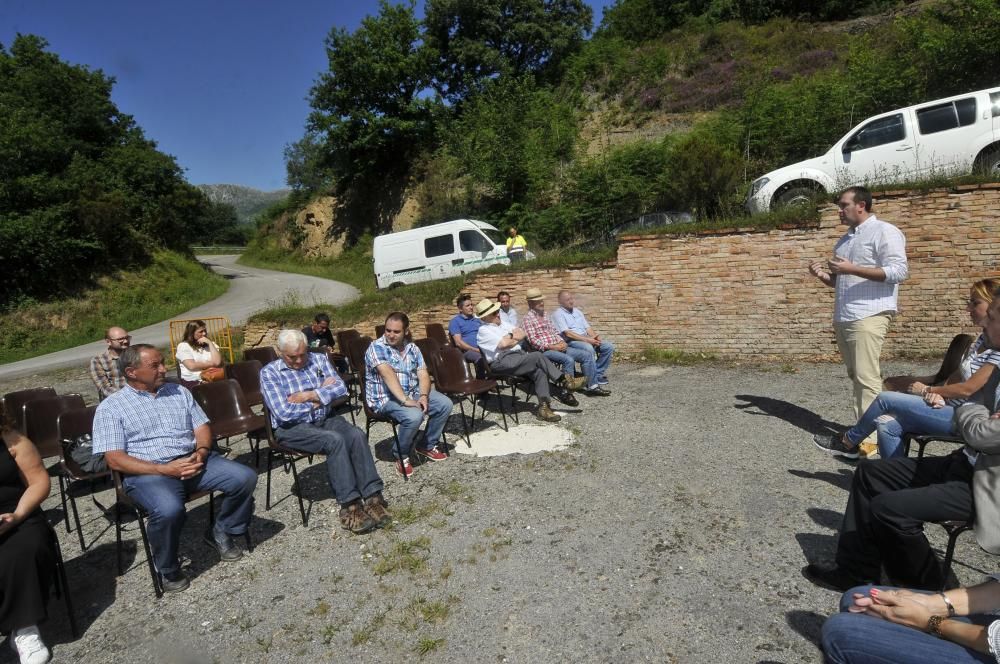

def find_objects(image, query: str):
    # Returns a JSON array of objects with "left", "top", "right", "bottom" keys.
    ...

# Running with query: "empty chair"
[
  {"left": 433, "top": 346, "right": 499, "bottom": 444},
  {"left": 191, "top": 379, "right": 267, "bottom": 466},
  {"left": 1, "top": 387, "right": 57, "bottom": 433},
  {"left": 243, "top": 346, "right": 278, "bottom": 366},
  {"left": 425, "top": 323, "right": 448, "bottom": 348},
  {"left": 225, "top": 360, "right": 264, "bottom": 407},
  {"left": 23, "top": 395, "right": 87, "bottom": 460},
  {"left": 56, "top": 405, "right": 110, "bottom": 551},
  {"left": 413, "top": 338, "right": 442, "bottom": 379}
]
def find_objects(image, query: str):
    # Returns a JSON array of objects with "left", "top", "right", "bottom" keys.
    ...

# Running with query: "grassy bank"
[{"left": 0, "top": 251, "right": 228, "bottom": 364}]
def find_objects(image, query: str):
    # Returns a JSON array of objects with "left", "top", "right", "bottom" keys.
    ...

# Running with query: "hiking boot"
[
  {"left": 160, "top": 570, "right": 190, "bottom": 594},
  {"left": 812, "top": 433, "right": 859, "bottom": 460},
  {"left": 802, "top": 564, "right": 868, "bottom": 592},
  {"left": 364, "top": 493, "right": 393, "bottom": 528},
  {"left": 395, "top": 457, "right": 414, "bottom": 478},
  {"left": 204, "top": 526, "right": 243, "bottom": 562},
  {"left": 10, "top": 625, "right": 50, "bottom": 664},
  {"left": 414, "top": 446, "right": 448, "bottom": 462},
  {"left": 536, "top": 401, "right": 562, "bottom": 422},
  {"left": 584, "top": 385, "right": 610, "bottom": 396},
  {"left": 859, "top": 441, "right": 879, "bottom": 459},
  {"left": 554, "top": 388, "right": 579, "bottom": 407},
  {"left": 340, "top": 502, "right": 378, "bottom": 534},
  {"left": 560, "top": 375, "right": 586, "bottom": 391}
]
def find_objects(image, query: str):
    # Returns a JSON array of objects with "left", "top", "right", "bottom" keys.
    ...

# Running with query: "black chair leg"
[
  {"left": 51, "top": 530, "right": 79, "bottom": 638},
  {"left": 135, "top": 514, "right": 162, "bottom": 598},
  {"left": 940, "top": 524, "right": 972, "bottom": 591},
  {"left": 265, "top": 450, "right": 273, "bottom": 510},
  {"left": 495, "top": 386, "right": 510, "bottom": 431},
  {"left": 68, "top": 490, "right": 86, "bottom": 552},
  {"left": 208, "top": 493, "right": 215, "bottom": 526},
  {"left": 115, "top": 501, "right": 123, "bottom": 575},
  {"left": 288, "top": 458, "right": 307, "bottom": 526},
  {"left": 392, "top": 422, "right": 407, "bottom": 482},
  {"left": 58, "top": 475, "right": 71, "bottom": 533}
]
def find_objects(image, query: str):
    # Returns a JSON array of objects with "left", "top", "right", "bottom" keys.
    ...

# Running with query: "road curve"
[{"left": 0, "top": 255, "right": 360, "bottom": 380}]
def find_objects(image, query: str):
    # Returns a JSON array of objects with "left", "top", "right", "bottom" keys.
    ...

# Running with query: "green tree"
[{"left": 424, "top": 0, "right": 593, "bottom": 102}]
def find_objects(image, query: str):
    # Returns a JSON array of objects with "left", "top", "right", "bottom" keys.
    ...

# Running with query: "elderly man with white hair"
[{"left": 259, "top": 329, "right": 390, "bottom": 535}]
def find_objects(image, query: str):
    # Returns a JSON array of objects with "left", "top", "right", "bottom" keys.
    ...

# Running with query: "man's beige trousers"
[{"left": 834, "top": 313, "right": 893, "bottom": 423}]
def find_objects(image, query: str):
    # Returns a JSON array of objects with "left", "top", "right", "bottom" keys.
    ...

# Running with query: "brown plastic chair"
[
  {"left": 56, "top": 405, "right": 111, "bottom": 551},
  {"left": 244, "top": 346, "right": 278, "bottom": 366},
  {"left": 191, "top": 379, "right": 267, "bottom": 467},
  {"left": 225, "top": 360, "right": 264, "bottom": 407},
  {"left": 2, "top": 386, "right": 57, "bottom": 433},
  {"left": 111, "top": 469, "right": 220, "bottom": 598},
  {"left": 375, "top": 324, "right": 386, "bottom": 338},
  {"left": 433, "top": 347, "right": 499, "bottom": 445},
  {"left": 413, "top": 338, "right": 442, "bottom": 380},
  {"left": 425, "top": 323, "right": 449, "bottom": 348},
  {"left": 24, "top": 394, "right": 87, "bottom": 460},
  {"left": 261, "top": 404, "right": 313, "bottom": 526}
]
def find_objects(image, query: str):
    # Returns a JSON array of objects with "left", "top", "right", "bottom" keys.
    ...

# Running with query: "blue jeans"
[
  {"left": 275, "top": 415, "right": 384, "bottom": 506},
  {"left": 822, "top": 585, "right": 994, "bottom": 663},
  {"left": 845, "top": 391, "right": 956, "bottom": 458},
  {"left": 377, "top": 390, "right": 452, "bottom": 459},
  {"left": 543, "top": 346, "right": 598, "bottom": 386},
  {"left": 567, "top": 339, "right": 614, "bottom": 383},
  {"left": 124, "top": 453, "right": 257, "bottom": 576}
]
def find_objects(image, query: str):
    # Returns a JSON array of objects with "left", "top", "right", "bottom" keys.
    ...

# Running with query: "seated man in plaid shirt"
[
  {"left": 93, "top": 344, "right": 258, "bottom": 594},
  {"left": 521, "top": 288, "right": 609, "bottom": 396},
  {"left": 89, "top": 326, "right": 130, "bottom": 400},
  {"left": 261, "top": 329, "right": 390, "bottom": 535},
  {"left": 365, "top": 312, "right": 452, "bottom": 479}
]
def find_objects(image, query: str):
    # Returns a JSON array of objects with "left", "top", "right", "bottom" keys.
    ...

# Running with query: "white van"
[
  {"left": 373, "top": 219, "right": 528, "bottom": 289},
  {"left": 746, "top": 86, "right": 1000, "bottom": 214}
]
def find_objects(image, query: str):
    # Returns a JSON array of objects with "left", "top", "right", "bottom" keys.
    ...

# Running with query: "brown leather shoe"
[
  {"left": 364, "top": 493, "right": 393, "bottom": 528},
  {"left": 536, "top": 401, "right": 562, "bottom": 422},
  {"left": 340, "top": 502, "right": 378, "bottom": 534}
]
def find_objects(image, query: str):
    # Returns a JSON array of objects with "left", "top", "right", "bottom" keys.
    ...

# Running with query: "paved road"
[{"left": 0, "top": 255, "right": 360, "bottom": 380}]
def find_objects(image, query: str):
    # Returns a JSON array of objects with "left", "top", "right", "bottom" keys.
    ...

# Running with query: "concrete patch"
[
  {"left": 452, "top": 422, "right": 575, "bottom": 457},
  {"left": 635, "top": 366, "right": 668, "bottom": 377}
]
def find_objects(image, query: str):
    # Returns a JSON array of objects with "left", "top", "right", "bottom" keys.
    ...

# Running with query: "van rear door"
[{"left": 835, "top": 111, "right": 920, "bottom": 185}]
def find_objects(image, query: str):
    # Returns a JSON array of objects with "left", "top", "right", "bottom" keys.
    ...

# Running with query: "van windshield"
[{"left": 481, "top": 229, "right": 503, "bottom": 247}]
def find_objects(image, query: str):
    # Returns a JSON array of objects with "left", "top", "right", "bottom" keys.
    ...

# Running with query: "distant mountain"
[{"left": 198, "top": 184, "right": 290, "bottom": 224}]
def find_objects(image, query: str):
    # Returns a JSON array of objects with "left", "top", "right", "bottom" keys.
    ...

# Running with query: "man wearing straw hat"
[{"left": 474, "top": 298, "right": 582, "bottom": 423}]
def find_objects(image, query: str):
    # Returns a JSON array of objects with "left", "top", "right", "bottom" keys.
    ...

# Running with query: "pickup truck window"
[
  {"left": 917, "top": 98, "right": 977, "bottom": 135},
  {"left": 845, "top": 113, "right": 905, "bottom": 152},
  {"left": 991, "top": 92, "right": 1000, "bottom": 118},
  {"left": 424, "top": 234, "right": 455, "bottom": 258},
  {"left": 459, "top": 230, "right": 491, "bottom": 252}
]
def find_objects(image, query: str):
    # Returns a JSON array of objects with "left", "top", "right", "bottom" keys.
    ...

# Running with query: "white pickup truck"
[{"left": 746, "top": 87, "right": 1000, "bottom": 214}]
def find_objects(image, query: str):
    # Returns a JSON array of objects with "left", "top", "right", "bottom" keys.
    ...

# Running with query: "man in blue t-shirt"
[{"left": 448, "top": 293, "right": 485, "bottom": 378}]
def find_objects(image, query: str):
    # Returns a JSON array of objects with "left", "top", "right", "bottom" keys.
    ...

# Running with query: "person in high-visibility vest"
[{"left": 506, "top": 227, "right": 527, "bottom": 263}]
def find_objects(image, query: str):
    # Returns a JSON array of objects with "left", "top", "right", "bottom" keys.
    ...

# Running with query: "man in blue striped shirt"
[
  {"left": 365, "top": 312, "right": 452, "bottom": 478},
  {"left": 93, "top": 344, "right": 258, "bottom": 593},
  {"left": 260, "top": 329, "right": 389, "bottom": 534}
]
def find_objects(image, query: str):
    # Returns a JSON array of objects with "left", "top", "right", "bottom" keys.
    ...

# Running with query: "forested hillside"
[
  {"left": 0, "top": 35, "right": 240, "bottom": 309},
  {"left": 255, "top": 0, "right": 1000, "bottom": 256}
]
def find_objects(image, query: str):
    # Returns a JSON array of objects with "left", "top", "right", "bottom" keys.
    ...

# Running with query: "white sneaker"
[{"left": 11, "top": 625, "right": 50, "bottom": 664}]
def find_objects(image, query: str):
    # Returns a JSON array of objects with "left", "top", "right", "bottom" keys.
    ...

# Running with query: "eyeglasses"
[{"left": 108, "top": 335, "right": 131, "bottom": 343}]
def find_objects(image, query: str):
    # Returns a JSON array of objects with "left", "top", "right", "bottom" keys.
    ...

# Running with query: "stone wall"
[{"left": 248, "top": 184, "right": 1000, "bottom": 360}]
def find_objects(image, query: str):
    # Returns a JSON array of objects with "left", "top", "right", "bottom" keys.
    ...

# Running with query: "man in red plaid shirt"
[{"left": 521, "top": 288, "right": 609, "bottom": 396}]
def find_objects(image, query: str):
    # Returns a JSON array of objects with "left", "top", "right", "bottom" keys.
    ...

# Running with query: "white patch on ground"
[
  {"left": 635, "top": 366, "right": 667, "bottom": 377},
  {"left": 452, "top": 422, "right": 575, "bottom": 457}
]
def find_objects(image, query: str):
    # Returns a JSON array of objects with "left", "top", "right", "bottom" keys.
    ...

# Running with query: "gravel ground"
[{"left": 2, "top": 358, "right": 996, "bottom": 663}]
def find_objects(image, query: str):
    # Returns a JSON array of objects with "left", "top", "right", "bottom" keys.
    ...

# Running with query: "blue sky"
[{"left": 1, "top": 0, "right": 613, "bottom": 191}]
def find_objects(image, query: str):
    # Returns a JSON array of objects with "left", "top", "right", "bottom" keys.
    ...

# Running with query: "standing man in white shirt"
[{"left": 809, "top": 186, "right": 908, "bottom": 457}]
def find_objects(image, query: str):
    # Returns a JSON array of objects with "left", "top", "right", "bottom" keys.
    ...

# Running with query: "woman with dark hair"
[
  {"left": 0, "top": 418, "right": 57, "bottom": 664},
  {"left": 815, "top": 278, "right": 1000, "bottom": 459},
  {"left": 175, "top": 320, "right": 223, "bottom": 385}
]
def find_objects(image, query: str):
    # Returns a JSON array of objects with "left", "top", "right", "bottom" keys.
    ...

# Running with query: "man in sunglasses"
[
  {"left": 89, "top": 326, "right": 131, "bottom": 400},
  {"left": 809, "top": 186, "right": 908, "bottom": 459}
]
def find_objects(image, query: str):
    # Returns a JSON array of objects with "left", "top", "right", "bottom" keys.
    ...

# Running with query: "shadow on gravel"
[
  {"left": 785, "top": 609, "right": 826, "bottom": 649},
  {"left": 734, "top": 395, "right": 844, "bottom": 436},
  {"left": 787, "top": 468, "right": 854, "bottom": 491},
  {"left": 795, "top": 532, "right": 838, "bottom": 566},
  {"left": 806, "top": 507, "right": 844, "bottom": 530}
]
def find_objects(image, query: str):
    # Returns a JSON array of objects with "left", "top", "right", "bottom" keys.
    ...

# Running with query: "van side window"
[
  {"left": 424, "top": 234, "right": 455, "bottom": 258},
  {"left": 917, "top": 98, "right": 977, "bottom": 135},
  {"left": 991, "top": 92, "right": 1000, "bottom": 118},
  {"left": 459, "top": 230, "right": 491, "bottom": 252},
  {"left": 845, "top": 114, "right": 905, "bottom": 151}
]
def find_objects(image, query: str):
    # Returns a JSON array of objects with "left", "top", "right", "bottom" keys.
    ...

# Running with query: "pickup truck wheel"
[
  {"left": 775, "top": 186, "right": 818, "bottom": 209},
  {"left": 973, "top": 147, "right": 1000, "bottom": 176}
]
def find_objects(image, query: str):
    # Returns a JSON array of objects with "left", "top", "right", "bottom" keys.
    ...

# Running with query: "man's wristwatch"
[
  {"left": 938, "top": 592, "right": 956, "bottom": 617},
  {"left": 926, "top": 614, "right": 946, "bottom": 637}
]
